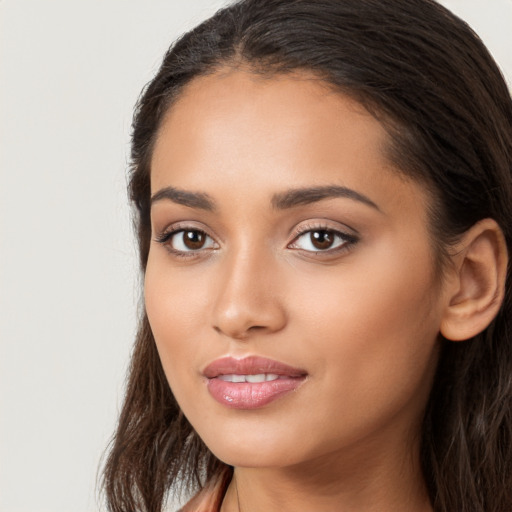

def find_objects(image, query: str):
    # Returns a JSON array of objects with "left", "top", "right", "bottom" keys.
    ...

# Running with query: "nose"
[{"left": 211, "top": 248, "right": 287, "bottom": 340}]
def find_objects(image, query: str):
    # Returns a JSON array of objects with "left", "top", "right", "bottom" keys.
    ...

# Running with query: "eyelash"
[
  {"left": 288, "top": 223, "right": 359, "bottom": 256},
  {"left": 154, "top": 223, "right": 359, "bottom": 259},
  {"left": 154, "top": 225, "right": 218, "bottom": 259}
]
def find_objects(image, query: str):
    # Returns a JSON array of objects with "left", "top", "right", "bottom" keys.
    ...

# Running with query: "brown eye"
[
  {"left": 161, "top": 229, "right": 217, "bottom": 253},
  {"left": 310, "top": 230, "right": 335, "bottom": 250},
  {"left": 182, "top": 230, "right": 206, "bottom": 250},
  {"left": 289, "top": 227, "right": 357, "bottom": 253}
]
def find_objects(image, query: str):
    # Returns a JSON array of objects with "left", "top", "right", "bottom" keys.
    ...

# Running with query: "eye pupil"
[
  {"left": 183, "top": 230, "right": 205, "bottom": 250},
  {"left": 311, "top": 230, "right": 334, "bottom": 250}
]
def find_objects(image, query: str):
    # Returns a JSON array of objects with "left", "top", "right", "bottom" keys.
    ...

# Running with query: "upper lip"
[{"left": 203, "top": 356, "right": 307, "bottom": 379}]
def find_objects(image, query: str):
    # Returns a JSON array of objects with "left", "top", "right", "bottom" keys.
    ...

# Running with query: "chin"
[
  {"left": 193, "top": 420, "right": 308, "bottom": 469},
  {"left": 208, "top": 442, "right": 299, "bottom": 469}
]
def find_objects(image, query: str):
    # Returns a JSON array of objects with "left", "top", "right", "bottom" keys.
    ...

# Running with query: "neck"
[{"left": 221, "top": 431, "right": 432, "bottom": 512}]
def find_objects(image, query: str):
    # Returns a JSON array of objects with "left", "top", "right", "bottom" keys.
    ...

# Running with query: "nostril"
[
  {"left": 248, "top": 325, "right": 266, "bottom": 332},
  {"left": 213, "top": 323, "right": 267, "bottom": 340},
  {"left": 211, "top": 286, "right": 288, "bottom": 339}
]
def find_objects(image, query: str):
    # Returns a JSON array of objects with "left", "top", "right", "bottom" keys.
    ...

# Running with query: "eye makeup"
[{"left": 154, "top": 218, "right": 360, "bottom": 261}]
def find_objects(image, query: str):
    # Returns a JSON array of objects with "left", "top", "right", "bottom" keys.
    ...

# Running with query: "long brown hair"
[{"left": 102, "top": 1, "right": 512, "bottom": 510}]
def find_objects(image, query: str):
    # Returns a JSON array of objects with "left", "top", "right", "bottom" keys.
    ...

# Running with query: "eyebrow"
[
  {"left": 151, "top": 186, "right": 216, "bottom": 211},
  {"left": 150, "top": 184, "right": 380, "bottom": 212},
  {"left": 271, "top": 185, "right": 380, "bottom": 211}
]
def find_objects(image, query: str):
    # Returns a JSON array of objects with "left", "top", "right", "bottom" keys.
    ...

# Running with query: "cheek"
[
  {"left": 144, "top": 255, "right": 212, "bottom": 389},
  {"left": 289, "top": 238, "right": 441, "bottom": 399}
]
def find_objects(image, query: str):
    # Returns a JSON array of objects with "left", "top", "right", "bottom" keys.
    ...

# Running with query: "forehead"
[
  {"left": 150, "top": 69, "right": 429, "bottom": 219},
  {"left": 154, "top": 69, "right": 386, "bottom": 164}
]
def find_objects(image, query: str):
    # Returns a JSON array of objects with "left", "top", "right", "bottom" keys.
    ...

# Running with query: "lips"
[{"left": 203, "top": 356, "right": 307, "bottom": 409}]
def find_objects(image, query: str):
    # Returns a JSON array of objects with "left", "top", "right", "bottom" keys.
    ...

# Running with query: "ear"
[{"left": 440, "top": 218, "right": 508, "bottom": 342}]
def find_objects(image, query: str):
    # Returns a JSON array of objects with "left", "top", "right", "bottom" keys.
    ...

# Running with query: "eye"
[
  {"left": 157, "top": 228, "right": 217, "bottom": 253},
  {"left": 289, "top": 228, "right": 357, "bottom": 253}
]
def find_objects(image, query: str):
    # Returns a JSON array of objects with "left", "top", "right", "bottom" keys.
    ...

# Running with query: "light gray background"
[{"left": 1, "top": 1, "right": 510, "bottom": 511}]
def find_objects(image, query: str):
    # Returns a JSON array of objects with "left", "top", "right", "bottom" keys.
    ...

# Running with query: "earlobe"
[{"left": 440, "top": 219, "right": 508, "bottom": 342}]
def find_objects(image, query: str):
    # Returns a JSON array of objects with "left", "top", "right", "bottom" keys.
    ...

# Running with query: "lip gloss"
[{"left": 203, "top": 356, "right": 307, "bottom": 409}]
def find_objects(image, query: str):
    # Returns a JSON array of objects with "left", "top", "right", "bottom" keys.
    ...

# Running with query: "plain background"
[{"left": 0, "top": 1, "right": 510, "bottom": 511}]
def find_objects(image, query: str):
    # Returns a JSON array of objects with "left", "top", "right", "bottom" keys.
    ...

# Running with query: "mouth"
[{"left": 203, "top": 356, "right": 307, "bottom": 409}]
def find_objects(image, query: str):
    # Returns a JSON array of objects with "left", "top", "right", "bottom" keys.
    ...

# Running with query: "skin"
[{"left": 144, "top": 69, "right": 456, "bottom": 512}]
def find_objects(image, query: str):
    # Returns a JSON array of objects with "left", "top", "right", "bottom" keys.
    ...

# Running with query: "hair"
[{"left": 101, "top": 1, "right": 512, "bottom": 511}]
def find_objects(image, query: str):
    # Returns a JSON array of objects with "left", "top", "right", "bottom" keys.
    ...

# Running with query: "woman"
[{"left": 102, "top": 0, "right": 512, "bottom": 511}]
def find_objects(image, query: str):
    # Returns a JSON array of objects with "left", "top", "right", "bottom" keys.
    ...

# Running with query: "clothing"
[{"left": 178, "top": 470, "right": 231, "bottom": 512}]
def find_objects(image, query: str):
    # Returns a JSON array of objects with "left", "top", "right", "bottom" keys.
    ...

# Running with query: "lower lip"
[{"left": 207, "top": 377, "right": 305, "bottom": 409}]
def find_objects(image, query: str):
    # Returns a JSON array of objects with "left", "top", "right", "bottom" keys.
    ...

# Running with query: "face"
[{"left": 145, "top": 70, "right": 447, "bottom": 469}]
